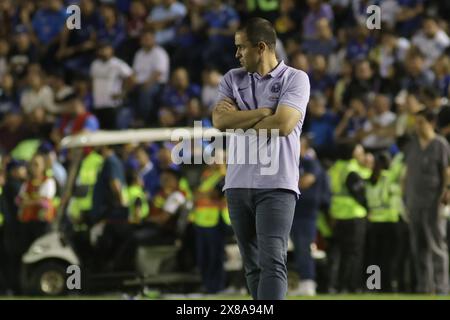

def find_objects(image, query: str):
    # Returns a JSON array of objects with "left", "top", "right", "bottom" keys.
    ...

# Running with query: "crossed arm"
[{"left": 212, "top": 98, "right": 302, "bottom": 137}]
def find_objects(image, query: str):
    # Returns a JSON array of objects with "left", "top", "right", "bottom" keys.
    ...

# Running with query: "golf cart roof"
[{"left": 60, "top": 127, "right": 224, "bottom": 148}]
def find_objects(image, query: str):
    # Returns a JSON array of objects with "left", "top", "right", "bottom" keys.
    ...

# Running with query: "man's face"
[
  {"left": 141, "top": 32, "right": 155, "bottom": 49},
  {"left": 172, "top": 68, "right": 189, "bottom": 90},
  {"left": 98, "top": 46, "right": 113, "bottom": 60},
  {"left": 423, "top": 19, "right": 437, "bottom": 38},
  {"left": 415, "top": 115, "right": 431, "bottom": 136},
  {"left": 235, "top": 32, "right": 259, "bottom": 73}
]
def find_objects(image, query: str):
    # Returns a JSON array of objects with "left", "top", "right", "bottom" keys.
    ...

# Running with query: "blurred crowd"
[{"left": 0, "top": 0, "right": 450, "bottom": 296}]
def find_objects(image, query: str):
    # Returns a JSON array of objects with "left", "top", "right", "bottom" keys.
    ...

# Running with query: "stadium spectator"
[
  {"left": 201, "top": 0, "right": 240, "bottom": 72},
  {"left": 201, "top": 67, "right": 223, "bottom": 112},
  {"left": 370, "top": 29, "right": 411, "bottom": 80},
  {"left": 160, "top": 67, "right": 201, "bottom": 124},
  {"left": 400, "top": 49, "right": 434, "bottom": 91},
  {"left": 361, "top": 94, "right": 397, "bottom": 152},
  {"left": 308, "top": 55, "right": 335, "bottom": 99},
  {"left": 56, "top": 0, "right": 100, "bottom": 75},
  {"left": 303, "top": 0, "right": 334, "bottom": 40},
  {"left": 396, "top": 0, "right": 424, "bottom": 38},
  {"left": 123, "top": 0, "right": 148, "bottom": 63},
  {"left": 411, "top": 15, "right": 450, "bottom": 69},
  {"left": 132, "top": 28, "right": 170, "bottom": 125},
  {"left": 51, "top": 90, "right": 99, "bottom": 150},
  {"left": 343, "top": 58, "right": 380, "bottom": 105},
  {"left": 8, "top": 26, "right": 38, "bottom": 84},
  {"left": 0, "top": 74, "right": 20, "bottom": 123},
  {"left": 90, "top": 42, "right": 134, "bottom": 129},
  {"left": 97, "top": 4, "right": 127, "bottom": 51},
  {"left": 302, "top": 18, "right": 337, "bottom": 58},
  {"left": 304, "top": 93, "right": 338, "bottom": 159},
  {"left": 146, "top": 0, "right": 187, "bottom": 47},
  {"left": 20, "top": 70, "right": 56, "bottom": 116},
  {"left": 335, "top": 95, "right": 369, "bottom": 144},
  {"left": 432, "top": 55, "right": 450, "bottom": 99}
]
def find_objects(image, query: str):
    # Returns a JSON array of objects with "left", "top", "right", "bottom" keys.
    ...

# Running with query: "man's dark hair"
[
  {"left": 421, "top": 86, "right": 441, "bottom": 100},
  {"left": 415, "top": 108, "right": 437, "bottom": 123},
  {"left": 238, "top": 18, "right": 276, "bottom": 50}
]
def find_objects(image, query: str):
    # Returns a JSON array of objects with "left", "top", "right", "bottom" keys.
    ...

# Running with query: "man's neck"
[
  {"left": 420, "top": 129, "right": 436, "bottom": 142},
  {"left": 255, "top": 55, "right": 279, "bottom": 77}
]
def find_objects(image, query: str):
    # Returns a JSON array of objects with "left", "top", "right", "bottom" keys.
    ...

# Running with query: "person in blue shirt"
[
  {"left": 31, "top": 0, "right": 67, "bottom": 69},
  {"left": 31, "top": 0, "right": 67, "bottom": 46},
  {"left": 134, "top": 145, "right": 160, "bottom": 200},
  {"left": 304, "top": 93, "right": 339, "bottom": 159},
  {"left": 56, "top": 0, "right": 102, "bottom": 75},
  {"left": 160, "top": 67, "right": 201, "bottom": 123},
  {"left": 97, "top": 4, "right": 127, "bottom": 51},
  {"left": 201, "top": 0, "right": 240, "bottom": 71},
  {"left": 91, "top": 145, "right": 128, "bottom": 223},
  {"left": 0, "top": 73, "right": 20, "bottom": 122},
  {"left": 396, "top": 0, "right": 424, "bottom": 38},
  {"left": 291, "top": 135, "right": 327, "bottom": 296}
]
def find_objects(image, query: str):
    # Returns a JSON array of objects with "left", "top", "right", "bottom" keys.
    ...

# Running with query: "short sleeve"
[
  {"left": 216, "top": 71, "right": 234, "bottom": 102},
  {"left": 154, "top": 49, "right": 170, "bottom": 76},
  {"left": 117, "top": 59, "right": 133, "bottom": 78},
  {"left": 278, "top": 71, "right": 310, "bottom": 116},
  {"left": 39, "top": 179, "right": 56, "bottom": 199},
  {"left": 440, "top": 138, "right": 450, "bottom": 170}
]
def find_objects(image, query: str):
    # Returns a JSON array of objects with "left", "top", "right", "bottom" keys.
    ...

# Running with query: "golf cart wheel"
[{"left": 30, "top": 261, "right": 68, "bottom": 296}]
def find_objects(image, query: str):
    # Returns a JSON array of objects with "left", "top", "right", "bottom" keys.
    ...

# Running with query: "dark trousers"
[
  {"left": 93, "top": 107, "right": 119, "bottom": 130},
  {"left": 366, "top": 222, "right": 398, "bottom": 292},
  {"left": 225, "top": 188, "right": 297, "bottom": 300},
  {"left": 291, "top": 213, "right": 317, "bottom": 281},
  {"left": 328, "top": 218, "right": 367, "bottom": 292},
  {"left": 195, "top": 223, "right": 226, "bottom": 293},
  {"left": 409, "top": 205, "right": 449, "bottom": 294},
  {"left": 395, "top": 218, "right": 415, "bottom": 292}
]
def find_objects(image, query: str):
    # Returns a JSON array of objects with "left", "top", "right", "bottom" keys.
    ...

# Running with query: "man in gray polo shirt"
[
  {"left": 405, "top": 109, "right": 450, "bottom": 294},
  {"left": 212, "top": 18, "right": 310, "bottom": 300}
]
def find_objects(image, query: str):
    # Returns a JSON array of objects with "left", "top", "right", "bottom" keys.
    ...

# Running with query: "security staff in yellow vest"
[
  {"left": 126, "top": 171, "right": 150, "bottom": 224},
  {"left": 327, "top": 142, "right": 371, "bottom": 293},
  {"left": 193, "top": 155, "right": 231, "bottom": 294},
  {"left": 366, "top": 152, "right": 403, "bottom": 292},
  {"left": 68, "top": 151, "right": 104, "bottom": 230}
]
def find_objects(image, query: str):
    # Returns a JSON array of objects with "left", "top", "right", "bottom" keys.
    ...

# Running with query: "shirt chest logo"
[{"left": 270, "top": 82, "right": 281, "bottom": 93}]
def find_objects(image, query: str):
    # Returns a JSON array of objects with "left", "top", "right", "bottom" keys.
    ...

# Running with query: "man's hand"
[
  {"left": 216, "top": 98, "right": 238, "bottom": 112},
  {"left": 212, "top": 97, "right": 274, "bottom": 131}
]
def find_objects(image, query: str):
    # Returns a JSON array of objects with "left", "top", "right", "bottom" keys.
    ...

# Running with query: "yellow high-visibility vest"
[
  {"left": 366, "top": 170, "right": 401, "bottom": 223},
  {"left": 127, "top": 184, "right": 150, "bottom": 223},
  {"left": 328, "top": 159, "right": 369, "bottom": 220},
  {"left": 193, "top": 170, "right": 226, "bottom": 228}
]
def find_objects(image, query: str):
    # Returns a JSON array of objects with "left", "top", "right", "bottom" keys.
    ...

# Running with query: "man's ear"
[{"left": 258, "top": 42, "right": 266, "bottom": 54}]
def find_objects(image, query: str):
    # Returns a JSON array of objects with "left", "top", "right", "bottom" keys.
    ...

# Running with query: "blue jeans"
[
  {"left": 225, "top": 188, "right": 296, "bottom": 300},
  {"left": 291, "top": 214, "right": 317, "bottom": 281}
]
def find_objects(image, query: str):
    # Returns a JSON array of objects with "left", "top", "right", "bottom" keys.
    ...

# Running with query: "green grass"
[{"left": 2, "top": 294, "right": 450, "bottom": 300}]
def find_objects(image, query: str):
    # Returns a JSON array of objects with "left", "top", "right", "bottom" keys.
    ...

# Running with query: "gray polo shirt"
[
  {"left": 217, "top": 60, "right": 310, "bottom": 195},
  {"left": 405, "top": 134, "right": 450, "bottom": 209}
]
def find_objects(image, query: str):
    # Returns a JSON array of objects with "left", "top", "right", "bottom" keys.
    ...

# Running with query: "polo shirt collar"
[{"left": 250, "top": 60, "right": 287, "bottom": 79}]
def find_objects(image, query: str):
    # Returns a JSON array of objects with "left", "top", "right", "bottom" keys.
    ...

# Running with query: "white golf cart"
[{"left": 20, "top": 127, "right": 244, "bottom": 296}]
